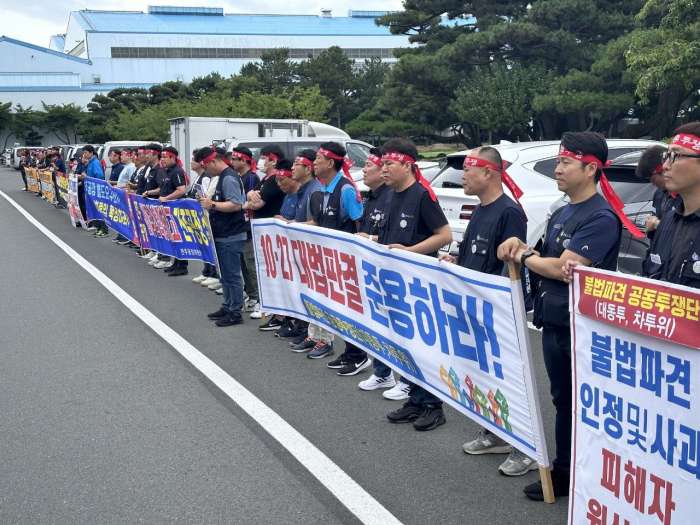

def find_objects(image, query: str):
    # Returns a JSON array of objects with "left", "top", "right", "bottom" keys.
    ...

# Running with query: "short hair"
[
  {"left": 232, "top": 146, "right": 254, "bottom": 162},
  {"left": 318, "top": 141, "right": 346, "bottom": 171},
  {"left": 296, "top": 148, "right": 317, "bottom": 163},
  {"left": 163, "top": 145, "right": 178, "bottom": 157},
  {"left": 674, "top": 121, "right": 700, "bottom": 137},
  {"left": 369, "top": 146, "right": 383, "bottom": 157},
  {"left": 477, "top": 146, "right": 503, "bottom": 170},
  {"left": 193, "top": 146, "right": 226, "bottom": 163},
  {"left": 111, "top": 148, "right": 122, "bottom": 156},
  {"left": 145, "top": 143, "right": 163, "bottom": 154},
  {"left": 381, "top": 138, "right": 418, "bottom": 161},
  {"left": 276, "top": 159, "right": 293, "bottom": 171},
  {"left": 82, "top": 145, "right": 95, "bottom": 155},
  {"left": 635, "top": 145, "right": 666, "bottom": 180},
  {"left": 560, "top": 131, "right": 608, "bottom": 182},
  {"left": 260, "top": 144, "right": 285, "bottom": 160}
]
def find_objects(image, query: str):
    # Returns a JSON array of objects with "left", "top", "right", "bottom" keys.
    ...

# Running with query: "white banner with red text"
[
  {"left": 251, "top": 218, "right": 550, "bottom": 466},
  {"left": 569, "top": 267, "right": 700, "bottom": 525}
]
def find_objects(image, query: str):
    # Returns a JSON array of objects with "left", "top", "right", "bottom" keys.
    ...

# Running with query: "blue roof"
[
  {"left": 0, "top": 36, "right": 91, "bottom": 64},
  {"left": 75, "top": 10, "right": 396, "bottom": 36}
]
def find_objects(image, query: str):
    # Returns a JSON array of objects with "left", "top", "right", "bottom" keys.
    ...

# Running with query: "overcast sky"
[{"left": 0, "top": 0, "right": 403, "bottom": 48}]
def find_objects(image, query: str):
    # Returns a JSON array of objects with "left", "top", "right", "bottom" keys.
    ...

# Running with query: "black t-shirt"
[
  {"left": 360, "top": 183, "right": 392, "bottom": 235},
  {"left": 254, "top": 174, "right": 285, "bottom": 218},
  {"left": 457, "top": 194, "right": 527, "bottom": 274},
  {"left": 158, "top": 164, "right": 186, "bottom": 197},
  {"left": 144, "top": 163, "right": 161, "bottom": 194},
  {"left": 382, "top": 184, "right": 448, "bottom": 255}
]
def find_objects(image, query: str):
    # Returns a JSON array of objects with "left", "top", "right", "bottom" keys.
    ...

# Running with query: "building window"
[{"left": 111, "top": 47, "right": 396, "bottom": 60}]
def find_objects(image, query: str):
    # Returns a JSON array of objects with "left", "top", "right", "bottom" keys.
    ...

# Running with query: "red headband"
[
  {"left": 200, "top": 151, "right": 217, "bottom": 165},
  {"left": 146, "top": 149, "right": 160, "bottom": 156},
  {"left": 382, "top": 151, "right": 437, "bottom": 202},
  {"left": 161, "top": 151, "right": 178, "bottom": 159},
  {"left": 463, "top": 155, "right": 524, "bottom": 202},
  {"left": 671, "top": 133, "right": 700, "bottom": 153},
  {"left": 295, "top": 156, "right": 314, "bottom": 169},
  {"left": 653, "top": 164, "right": 664, "bottom": 175},
  {"left": 276, "top": 168, "right": 293, "bottom": 178},
  {"left": 318, "top": 147, "right": 361, "bottom": 202},
  {"left": 232, "top": 150, "right": 257, "bottom": 172},
  {"left": 263, "top": 153, "right": 279, "bottom": 163},
  {"left": 559, "top": 147, "right": 644, "bottom": 239},
  {"left": 367, "top": 154, "right": 382, "bottom": 168}
]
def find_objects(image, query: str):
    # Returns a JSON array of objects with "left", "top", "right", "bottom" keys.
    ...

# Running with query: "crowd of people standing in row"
[{"left": 15, "top": 121, "right": 700, "bottom": 502}]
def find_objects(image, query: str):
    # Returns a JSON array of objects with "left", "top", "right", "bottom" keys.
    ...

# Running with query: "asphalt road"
[{"left": 0, "top": 166, "right": 568, "bottom": 524}]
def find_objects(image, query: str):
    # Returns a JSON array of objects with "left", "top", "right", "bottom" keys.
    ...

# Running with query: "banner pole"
[{"left": 508, "top": 261, "right": 555, "bottom": 504}]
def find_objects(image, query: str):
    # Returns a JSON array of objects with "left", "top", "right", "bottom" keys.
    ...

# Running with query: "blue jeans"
[{"left": 215, "top": 239, "right": 245, "bottom": 316}]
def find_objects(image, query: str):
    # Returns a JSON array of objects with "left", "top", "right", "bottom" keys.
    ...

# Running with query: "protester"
[
  {"left": 158, "top": 146, "right": 189, "bottom": 276},
  {"left": 139, "top": 144, "right": 171, "bottom": 268},
  {"left": 189, "top": 149, "right": 220, "bottom": 287},
  {"left": 230, "top": 146, "right": 261, "bottom": 315},
  {"left": 634, "top": 145, "right": 676, "bottom": 238},
  {"left": 196, "top": 146, "right": 247, "bottom": 327},
  {"left": 437, "top": 146, "right": 535, "bottom": 475},
  {"left": 274, "top": 159, "right": 299, "bottom": 220},
  {"left": 641, "top": 122, "right": 700, "bottom": 288},
  {"left": 79, "top": 145, "right": 109, "bottom": 237},
  {"left": 49, "top": 147, "right": 68, "bottom": 208},
  {"left": 18, "top": 149, "right": 30, "bottom": 191},
  {"left": 374, "top": 138, "right": 452, "bottom": 430},
  {"left": 108, "top": 149, "right": 124, "bottom": 185},
  {"left": 110, "top": 149, "right": 137, "bottom": 245},
  {"left": 498, "top": 131, "right": 624, "bottom": 500}
]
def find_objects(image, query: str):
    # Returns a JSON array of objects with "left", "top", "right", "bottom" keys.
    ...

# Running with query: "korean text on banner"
[
  {"left": 127, "top": 193, "right": 217, "bottom": 265},
  {"left": 39, "top": 169, "right": 56, "bottom": 203},
  {"left": 569, "top": 267, "right": 700, "bottom": 525},
  {"left": 67, "top": 173, "right": 85, "bottom": 228},
  {"left": 83, "top": 177, "right": 136, "bottom": 241},
  {"left": 25, "top": 167, "right": 41, "bottom": 193},
  {"left": 251, "top": 219, "right": 549, "bottom": 466}
]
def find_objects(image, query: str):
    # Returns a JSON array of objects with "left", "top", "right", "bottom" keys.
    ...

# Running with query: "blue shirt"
[
  {"left": 318, "top": 171, "right": 363, "bottom": 222},
  {"left": 53, "top": 158, "right": 66, "bottom": 174},
  {"left": 296, "top": 178, "right": 323, "bottom": 222},
  {"left": 109, "top": 162, "right": 125, "bottom": 182},
  {"left": 280, "top": 193, "right": 299, "bottom": 220},
  {"left": 86, "top": 157, "right": 104, "bottom": 180}
]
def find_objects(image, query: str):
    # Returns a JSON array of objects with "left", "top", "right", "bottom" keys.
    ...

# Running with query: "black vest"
[
  {"left": 309, "top": 176, "right": 357, "bottom": 233},
  {"left": 210, "top": 168, "right": 246, "bottom": 239},
  {"left": 534, "top": 194, "right": 621, "bottom": 327},
  {"left": 378, "top": 183, "right": 427, "bottom": 248}
]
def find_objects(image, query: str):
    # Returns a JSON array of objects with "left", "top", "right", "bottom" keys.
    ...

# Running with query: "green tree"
[
  {"left": 41, "top": 103, "right": 83, "bottom": 144},
  {"left": 10, "top": 105, "right": 45, "bottom": 145},
  {"left": 239, "top": 49, "right": 298, "bottom": 94},
  {"left": 0, "top": 102, "right": 13, "bottom": 150}
]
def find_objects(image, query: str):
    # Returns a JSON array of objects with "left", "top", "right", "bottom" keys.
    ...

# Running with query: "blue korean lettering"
[
  {"left": 640, "top": 346, "right": 665, "bottom": 397},
  {"left": 602, "top": 392, "right": 624, "bottom": 439},
  {"left": 678, "top": 424, "right": 700, "bottom": 479},
  {"left": 409, "top": 277, "right": 436, "bottom": 346},
  {"left": 591, "top": 331, "right": 612, "bottom": 378},
  {"left": 666, "top": 355, "right": 691, "bottom": 409},
  {"left": 650, "top": 414, "right": 677, "bottom": 466},
  {"left": 626, "top": 402, "right": 648, "bottom": 452},
  {"left": 580, "top": 382, "right": 600, "bottom": 429},
  {"left": 379, "top": 269, "right": 414, "bottom": 339},
  {"left": 614, "top": 338, "right": 636, "bottom": 387},
  {"left": 361, "top": 260, "right": 388, "bottom": 327}
]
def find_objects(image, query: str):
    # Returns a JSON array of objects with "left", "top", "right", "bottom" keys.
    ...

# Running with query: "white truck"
[{"left": 169, "top": 117, "right": 349, "bottom": 174}]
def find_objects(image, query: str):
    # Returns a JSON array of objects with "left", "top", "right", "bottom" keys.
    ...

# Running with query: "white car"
[{"left": 431, "top": 139, "right": 664, "bottom": 252}]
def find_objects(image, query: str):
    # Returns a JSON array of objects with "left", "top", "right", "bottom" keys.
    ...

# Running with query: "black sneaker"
[
  {"left": 289, "top": 333, "right": 307, "bottom": 346},
  {"left": 207, "top": 308, "right": 228, "bottom": 319},
  {"left": 326, "top": 354, "right": 347, "bottom": 369},
  {"left": 290, "top": 338, "right": 316, "bottom": 353},
  {"left": 259, "top": 317, "right": 283, "bottom": 331},
  {"left": 523, "top": 469, "right": 570, "bottom": 501},
  {"left": 215, "top": 314, "right": 243, "bottom": 327},
  {"left": 387, "top": 400, "right": 423, "bottom": 423},
  {"left": 413, "top": 406, "right": 446, "bottom": 431},
  {"left": 337, "top": 357, "right": 372, "bottom": 376},
  {"left": 275, "top": 319, "right": 296, "bottom": 338},
  {"left": 307, "top": 342, "right": 333, "bottom": 359},
  {"left": 167, "top": 268, "right": 188, "bottom": 277}
]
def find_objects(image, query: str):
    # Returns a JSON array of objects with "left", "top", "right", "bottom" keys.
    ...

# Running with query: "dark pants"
[
  {"left": 542, "top": 324, "right": 572, "bottom": 475},
  {"left": 241, "top": 239, "right": 259, "bottom": 302},
  {"left": 52, "top": 173, "right": 66, "bottom": 206},
  {"left": 343, "top": 342, "right": 366, "bottom": 362},
  {"left": 409, "top": 383, "right": 442, "bottom": 408},
  {"left": 203, "top": 262, "right": 218, "bottom": 278},
  {"left": 20, "top": 168, "right": 27, "bottom": 189},
  {"left": 173, "top": 258, "right": 188, "bottom": 270},
  {"left": 215, "top": 239, "right": 245, "bottom": 316}
]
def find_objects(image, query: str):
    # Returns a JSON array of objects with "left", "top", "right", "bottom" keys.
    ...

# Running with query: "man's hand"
[
  {"left": 159, "top": 196, "right": 168, "bottom": 202},
  {"left": 562, "top": 260, "right": 579, "bottom": 283},
  {"left": 439, "top": 253, "right": 457, "bottom": 264},
  {"left": 498, "top": 236, "right": 528, "bottom": 262},
  {"left": 199, "top": 197, "right": 213, "bottom": 210},
  {"left": 247, "top": 190, "right": 262, "bottom": 204},
  {"left": 388, "top": 243, "right": 407, "bottom": 251},
  {"left": 645, "top": 215, "right": 660, "bottom": 232}
]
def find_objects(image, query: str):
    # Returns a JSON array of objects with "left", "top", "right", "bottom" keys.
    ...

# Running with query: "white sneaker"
[
  {"left": 498, "top": 449, "right": 538, "bottom": 477},
  {"left": 382, "top": 381, "right": 411, "bottom": 400},
  {"left": 358, "top": 373, "right": 396, "bottom": 391},
  {"left": 148, "top": 252, "right": 160, "bottom": 260},
  {"left": 201, "top": 277, "right": 219, "bottom": 287},
  {"left": 139, "top": 252, "right": 153, "bottom": 259},
  {"left": 244, "top": 299, "right": 259, "bottom": 312},
  {"left": 208, "top": 281, "right": 223, "bottom": 291},
  {"left": 154, "top": 260, "right": 174, "bottom": 269},
  {"left": 147, "top": 258, "right": 159, "bottom": 266},
  {"left": 215, "top": 288, "right": 224, "bottom": 295},
  {"left": 192, "top": 274, "right": 207, "bottom": 284},
  {"left": 249, "top": 303, "right": 262, "bottom": 319}
]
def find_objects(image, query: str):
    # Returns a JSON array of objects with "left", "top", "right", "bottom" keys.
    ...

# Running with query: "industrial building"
[{"left": 0, "top": 6, "right": 411, "bottom": 109}]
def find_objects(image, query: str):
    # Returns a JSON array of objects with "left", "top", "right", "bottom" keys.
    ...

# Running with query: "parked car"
[
  {"left": 67, "top": 144, "right": 104, "bottom": 172},
  {"left": 431, "top": 139, "right": 665, "bottom": 255}
]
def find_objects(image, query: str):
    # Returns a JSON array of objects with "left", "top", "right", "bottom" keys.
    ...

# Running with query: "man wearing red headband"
[
  {"left": 195, "top": 146, "right": 247, "bottom": 327},
  {"left": 157, "top": 146, "right": 189, "bottom": 276},
  {"left": 642, "top": 121, "right": 700, "bottom": 288},
  {"left": 498, "top": 131, "right": 622, "bottom": 500},
  {"left": 112, "top": 148, "right": 137, "bottom": 246},
  {"left": 301, "top": 142, "right": 364, "bottom": 359},
  {"left": 438, "top": 146, "right": 534, "bottom": 474},
  {"left": 378, "top": 138, "right": 452, "bottom": 431},
  {"left": 230, "top": 146, "right": 261, "bottom": 317}
]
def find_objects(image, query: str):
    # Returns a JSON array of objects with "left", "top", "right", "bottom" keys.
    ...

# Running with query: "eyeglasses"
[{"left": 662, "top": 150, "right": 700, "bottom": 164}]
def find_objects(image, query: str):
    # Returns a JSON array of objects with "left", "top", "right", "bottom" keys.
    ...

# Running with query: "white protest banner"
[
  {"left": 252, "top": 219, "right": 550, "bottom": 468},
  {"left": 569, "top": 267, "right": 700, "bottom": 525}
]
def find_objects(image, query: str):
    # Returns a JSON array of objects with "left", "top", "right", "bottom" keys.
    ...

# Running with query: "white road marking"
[{"left": 0, "top": 189, "right": 404, "bottom": 525}]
